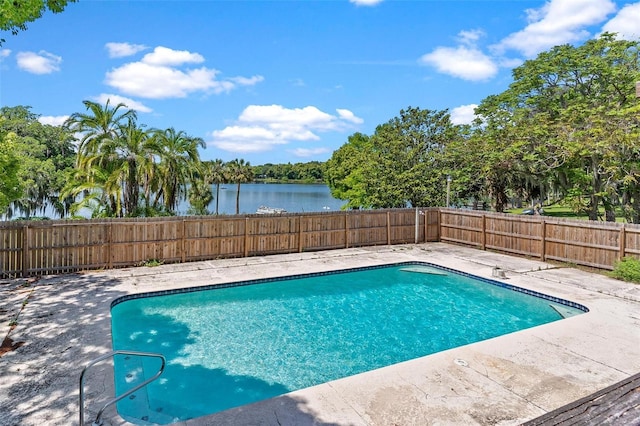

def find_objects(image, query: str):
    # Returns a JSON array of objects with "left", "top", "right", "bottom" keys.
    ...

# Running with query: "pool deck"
[{"left": 1, "top": 242, "right": 640, "bottom": 426}]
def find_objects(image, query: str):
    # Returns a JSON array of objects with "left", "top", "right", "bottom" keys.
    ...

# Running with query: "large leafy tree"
[
  {"left": 0, "top": 133, "right": 23, "bottom": 214},
  {"left": 0, "top": 106, "right": 75, "bottom": 218},
  {"left": 469, "top": 34, "right": 640, "bottom": 218},
  {"left": 326, "top": 107, "right": 460, "bottom": 209},
  {"left": 325, "top": 132, "right": 372, "bottom": 209},
  {"left": 0, "top": 0, "right": 76, "bottom": 44}
]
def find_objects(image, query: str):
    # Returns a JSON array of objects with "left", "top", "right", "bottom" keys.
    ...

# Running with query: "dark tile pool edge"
[{"left": 110, "top": 261, "right": 589, "bottom": 313}]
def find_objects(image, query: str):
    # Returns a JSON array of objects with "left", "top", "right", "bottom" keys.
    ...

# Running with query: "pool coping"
[
  {"left": 1, "top": 242, "right": 639, "bottom": 426},
  {"left": 110, "top": 260, "right": 590, "bottom": 313}
]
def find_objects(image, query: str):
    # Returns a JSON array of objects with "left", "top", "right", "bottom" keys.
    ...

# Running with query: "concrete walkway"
[{"left": 1, "top": 243, "right": 639, "bottom": 426}]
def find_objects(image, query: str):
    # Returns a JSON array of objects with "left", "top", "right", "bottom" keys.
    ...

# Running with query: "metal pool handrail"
[{"left": 79, "top": 350, "right": 166, "bottom": 426}]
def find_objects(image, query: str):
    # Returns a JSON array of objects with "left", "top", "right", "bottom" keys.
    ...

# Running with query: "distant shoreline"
[{"left": 252, "top": 179, "right": 325, "bottom": 184}]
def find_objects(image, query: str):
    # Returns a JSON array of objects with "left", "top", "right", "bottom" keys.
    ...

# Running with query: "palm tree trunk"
[
  {"left": 215, "top": 184, "right": 220, "bottom": 215},
  {"left": 235, "top": 182, "right": 241, "bottom": 214}
]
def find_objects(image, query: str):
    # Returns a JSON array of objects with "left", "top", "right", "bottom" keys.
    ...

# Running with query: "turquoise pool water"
[{"left": 110, "top": 262, "right": 587, "bottom": 424}]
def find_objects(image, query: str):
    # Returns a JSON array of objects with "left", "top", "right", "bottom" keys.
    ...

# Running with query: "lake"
[
  {"left": 179, "top": 183, "right": 345, "bottom": 215},
  {"left": 2, "top": 183, "right": 345, "bottom": 220}
]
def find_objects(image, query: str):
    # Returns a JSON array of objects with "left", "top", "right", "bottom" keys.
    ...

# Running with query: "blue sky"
[{"left": 1, "top": 0, "right": 638, "bottom": 164}]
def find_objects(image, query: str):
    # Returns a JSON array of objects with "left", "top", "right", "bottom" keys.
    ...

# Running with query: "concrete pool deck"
[{"left": 1, "top": 242, "right": 640, "bottom": 426}]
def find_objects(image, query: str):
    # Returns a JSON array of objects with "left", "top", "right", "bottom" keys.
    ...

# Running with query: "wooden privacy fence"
[
  {"left": 440, "top": 208, "right": 640, "bottom": 270},
  {"left": 0, "top": 209, "right": 440, "bottom": 278},
  {"left": 3, "top": 207, "right": 639, "bottom": 278}
]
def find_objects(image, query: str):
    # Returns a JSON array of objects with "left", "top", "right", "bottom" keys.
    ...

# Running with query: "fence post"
[
  {"left": 107, "top": 222, "right": 113, "bottom": 269},
  {"left": 481, "top": 214, "right": 487, "bottom": 250},
  {"left": 387, "top": 211, "right": 391, "bottom": 245},
  {"left": 437, "top": 209, "right": 442, "bottom": 242},
  {"left": 181, "top": 219, "right": 186, "bottom": 263},
  {"left": 244, "top": 217, "right": 250, "bottom": 258},
  {"left": 344, "top": 213, "right": 349, "bottom": 249},
  {"left": 21, "top": 225, "right": 29, "bottom": 278},
  {"left": 541, "top": 219, "right": 546, "bottom": 261},
  {"left": 423, "top": 210, "right": 427, "bottom": 242},
  {"left": 298, "top": 216, "right": 304, "bottom": 253},
  {"left": 619, "top": 224, "right": 626, "bottom": 260}
]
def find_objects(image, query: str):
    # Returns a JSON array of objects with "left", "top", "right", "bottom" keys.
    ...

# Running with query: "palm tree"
[
  {"left": 114, "top": 119, "right": 159, "bottom": 215},
  {"left": 205, "top": 159, "right": 227, "bottom": 215},
  {"left": 227, "top": 158, "right": 253, "bottom": 214},
  {"left": 187, "top": 178, "right": 213, "bottom": 215},
  {"left": 66, "top": 100, "right": 136, "bottom": 160},
  {"left": 73, "top": 117, "right": 159, "bottom": 217},
  {"left": 60, "top": 166, "right": 122, "bottom": 218},
  {"left": 65, "top": 100, "right": 139, "bottom": 217},
  {"left": 152, "top": 127, "right": 204, "bottom": 213}
]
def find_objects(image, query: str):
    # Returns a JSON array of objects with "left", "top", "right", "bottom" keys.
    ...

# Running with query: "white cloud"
[
  {"left": 141, "top": 46, "right": 204, "bottom": 66},
  {"left": 105, "top": 42, "right": 147, "bottom": 58},
  {"left": 229, "top": 75, "right": 265, "bottom": 86},
  {"left": 450, "top": 104, "right": 478, "bottom": 125},
  {"left": 104, "top": 46, "right": 263, "bottom": 99},
  {"left": 239, "top": 105, "right": 337, "bottom": 131},
  {"left": 0, "top": 49, "right": 10, "bottom": 59},
  {"left": 16, "top": 51, "right": 62, "bottom": 74},
  {"left": 38, "top": 115, "right": 69, "bottom": 126},
  {"left": 458, "top": 29, "right": 485, "bottom": 46},
  {"left": 601, "top": 2, "right": 640, "bottom": 40},
  {"left": 93, "top": 93, "right": 152, "bottom": 113},
  {"left": 494, "top": 0, "right": 617, "bottom": 57},
  {"left": 209, "top": 104, "right": 363, "bottom": 153},
  {"left": 290, "top": 148, "right": 331, "bottom": 157},
  {"left": 350, "top": 0, "right": 383, "bottom": 5},
  {"left": 337, "top": 108, "right": 364, "bottom": 124},
  {"left": 420, "top": 46, "right": 498, "bottom": 81}
]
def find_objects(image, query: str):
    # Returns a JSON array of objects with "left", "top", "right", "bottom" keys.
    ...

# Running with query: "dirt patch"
[
  {"left": 0, "top": 330, "right": 24, "bottom": 357},
  {"left": 0, "top": 278, "right": 37, "bottom": 358}
]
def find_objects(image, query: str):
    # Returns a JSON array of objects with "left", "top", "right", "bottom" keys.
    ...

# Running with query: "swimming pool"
[{"left": 110, "top": 262, "right": 588, "bottom": 424}]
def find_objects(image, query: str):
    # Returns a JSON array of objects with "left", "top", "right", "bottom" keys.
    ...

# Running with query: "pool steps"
[
  {"left": 399, "top": 266, "right": 448, "bottom": 276},
  {"left": 79, "top": 350, "right": 166, "bottom": 426}
]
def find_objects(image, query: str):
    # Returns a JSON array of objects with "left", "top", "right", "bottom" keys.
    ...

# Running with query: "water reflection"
[{"left": 181, "top": 183, "right": 345, "bottom": 215}]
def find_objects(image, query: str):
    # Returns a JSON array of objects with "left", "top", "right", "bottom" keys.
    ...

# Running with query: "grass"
[
  {"left": 507, "top": 203, "right": 627, "bottom": 222},
  {"left": 139, "top": 259, "right": 164, "bottom": 267},
  {"left": 610, "top": 257, "right": 640, "bottom": 284}
]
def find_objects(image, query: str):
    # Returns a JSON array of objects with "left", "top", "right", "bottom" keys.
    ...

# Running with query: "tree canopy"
[
  {"left": 0, "top": 133, "right": 23, "bottom": 214},
  {"left": 326, "top": 107, "right": 460, "bottom": 209},
  {"left": 326, "top": 34, "right": 640, "bottom": 221},
  {"left": 0, "top": 0, "right": 76, "bottom": 44},
  {"left": 471, "top": 33, "right": 640, "bottom": 219},
  {"left": 253, "top": 161, "right": 325, "bottom": 183},
  {"left": 0, "top": 105, "right": 76, "bottom": 218},
  {"left": 63, "top": 100, "right": 207, "bottom": 218}
]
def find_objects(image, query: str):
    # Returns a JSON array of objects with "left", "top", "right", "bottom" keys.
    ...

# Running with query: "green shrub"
[
  {"left": 610, "top": 257, "right": 640, "bottom": 283},
  {"left": 140, "top": 259, "right": 163, "bottom": 267}
]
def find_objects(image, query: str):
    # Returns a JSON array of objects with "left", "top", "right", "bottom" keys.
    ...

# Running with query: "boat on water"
[{"left": 256, "top": 206, "right": 287, "bottom": 214}]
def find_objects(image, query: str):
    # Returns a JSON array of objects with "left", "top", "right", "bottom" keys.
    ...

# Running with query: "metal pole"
[{"left": 446, "top": 176, "right": 451, "bottom": 208}]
